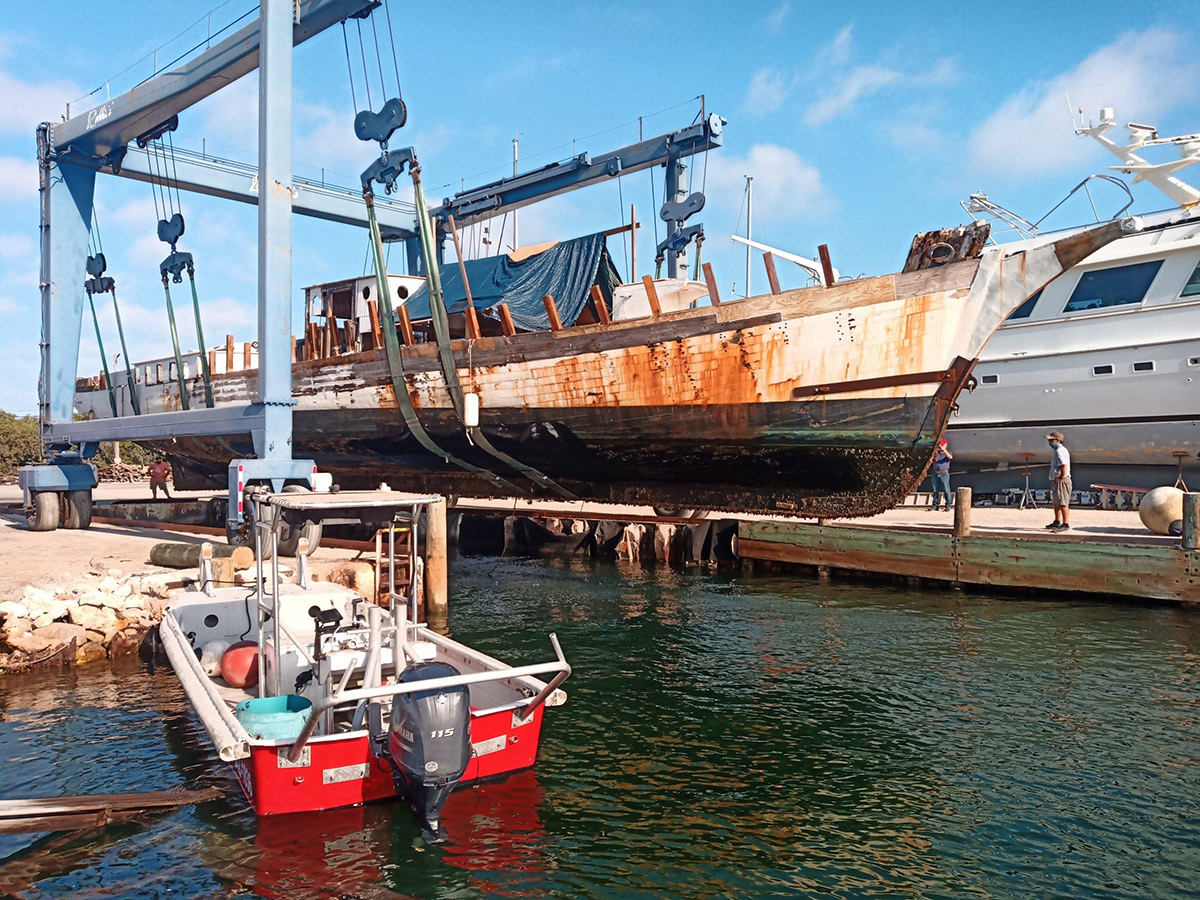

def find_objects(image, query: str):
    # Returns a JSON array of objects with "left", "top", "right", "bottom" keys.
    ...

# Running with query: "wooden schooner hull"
[{"left": 76, "top": 221, "right": 1134, "bottom": 517}]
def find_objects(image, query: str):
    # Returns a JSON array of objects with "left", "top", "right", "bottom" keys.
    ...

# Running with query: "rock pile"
[
  {"left": 97, "top": 462, "right": 147, "bottom": 483},
  {"left": 0, "top": 567, "right": 180, "bottom": 672}
]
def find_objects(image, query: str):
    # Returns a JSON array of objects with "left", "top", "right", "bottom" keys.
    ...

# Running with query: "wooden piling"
[
  {"left": 497, "top": 302, "right": 517, "bottom": 336},
  {"left": 1184, "top": 493, "right": 1200, "bottom": 550},
  {"left": 225, "top": 334, "right": 235, "bottom": 371},
  {"left": 542, "top": 294, "right": 563, "bottom": 331},
  {"left": 425, "top": 496, "right": 449, "bottom": 617},
  {"left": 763, "top": 252, "right": 782, "bottom": 295},
  {"left": 641, "top": 275, "right": 662, "bottom": 317},
  {"left": 818, "top": 244, "right": 835, "bottom": 287},
  {"left": 290, "top": 336, "right": 297, "bottom": 363},
  {"left": 243, "top": 342, "right": 253, "bottom": 370},
  {"left": 953, "top": 487, "right": 972, "bottom": 537},
  {"left": 702, "top": 262, "right": 721, "bottom": 306},
  {"left": 589, "top": 285, "right": 611, "bottom": 325}
]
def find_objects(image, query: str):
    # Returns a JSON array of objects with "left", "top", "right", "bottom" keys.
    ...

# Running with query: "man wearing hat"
[
  {"left": 1046, "top": 431, "right": 1071, "bottom": 531},
  {"left": 930, "top": 438, "right": 953, "bottom": 511}
]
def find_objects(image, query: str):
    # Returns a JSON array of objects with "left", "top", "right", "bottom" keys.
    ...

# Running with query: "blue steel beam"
[
  {"left": 53, "top": 0, "right": 377, "bottom": 159},
  {"left": 117, "top": 145, "right": 416, "bottom": 239},
  {"left": 430, "top": 115, "right": 724, "bottom": 230}
]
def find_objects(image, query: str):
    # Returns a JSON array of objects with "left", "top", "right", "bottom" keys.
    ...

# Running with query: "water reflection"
[{"left": 0, "top": 560, "right": 1198, "bottom": 898}]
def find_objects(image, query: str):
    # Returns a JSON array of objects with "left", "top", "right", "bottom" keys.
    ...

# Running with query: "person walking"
[
  {"left": 1045, "top": 431, "right": 1071, "bottom": 531},
  {"left": 148, "top": 456, "right": 172, "bottom": 500},
  {"left": 930, "top": 438, "right": 953, "bottom": 511}
]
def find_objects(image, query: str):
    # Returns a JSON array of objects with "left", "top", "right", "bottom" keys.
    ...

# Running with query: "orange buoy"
[{"left": 221, "top": 640, "right": 260, "bottom": 688}]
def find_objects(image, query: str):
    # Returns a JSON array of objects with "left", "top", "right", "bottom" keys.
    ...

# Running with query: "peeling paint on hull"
[{"left": 74, "top": 221, "right": 1135, "bottom": 517}]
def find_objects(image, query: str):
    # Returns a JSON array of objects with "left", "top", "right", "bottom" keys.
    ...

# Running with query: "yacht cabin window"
[
  {"left": 1182, "top": 259, "right": 1200, "bottom": 297},
  {"left": 1061, "top": 260, "right": 1163, "bottom": 313},
  {"left": 1005, "top": 289, "right": 1041, "bottom": 321}
]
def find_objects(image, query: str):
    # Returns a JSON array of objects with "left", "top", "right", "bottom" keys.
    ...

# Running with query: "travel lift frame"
[{"left": 20, "top": 0, "right": 723, "bottom": 536}]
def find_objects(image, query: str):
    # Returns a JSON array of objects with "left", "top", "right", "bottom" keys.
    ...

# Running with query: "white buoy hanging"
[{"left": 464, "top": 391, "right": 480, "bottom": 428}]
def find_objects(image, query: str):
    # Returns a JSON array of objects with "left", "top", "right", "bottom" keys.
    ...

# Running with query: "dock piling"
[
  {"left": 425, "top": 497, "right": 449, "bottom": 617},
  {"left": 953, "top": 487, "right": 972, "bottom": 537},
  {"left": 1184, "top": 493, "right": 1199, "bottom": 550}
]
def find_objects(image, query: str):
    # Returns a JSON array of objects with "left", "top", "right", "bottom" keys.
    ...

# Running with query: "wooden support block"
[
  {"left": 818, "top": 244, "right": 835, "bottom": 287},
  {"left": 702, "top": 262, "right": 721, "bottom": 306},
  {"left": 1184, "top": 493, "right": 1199, "bottom": 550},
  {"left": 306, "top": 321, "right": 319, "bottom": 360},
  {"left": 397, "top": 305, "right": 415, "bottom": 346},
  {"left": 497, "top": 302, "right": 517, "bottom": 337},
  {"left": 763, "top": 252, "right": 782, "bottom": 295},
  {"left": 953, "top": 487, "right": 972, "bottom": 537},
  {"left": 98, "top": 370, "right": 107, "bottom": 389},
  {"left": 367, "top": 299, "right": 382, "bottom": 348},
  {"left": 641, "top": 275, "right": 662, "bottom": 317},
  {"left": 464, "top": 303, "right": 482, "bottom": 339},
  {"left": 589, "top": 285, "right": 611, "bottom": 325},
  {"left": 225, "top": 334, "right": 235, "bottom": 371},
  {"left": 290, "top": 336, "right": 296, "bottom": 363},
  {"left": 543, "top": 294, "right": 563, "bottom": 331},
  {"left": 207, "top": 349, "right": 217, "bottom": 375},
  {"left": 243, "top": 342, "right": 253, "bottom": 370}
]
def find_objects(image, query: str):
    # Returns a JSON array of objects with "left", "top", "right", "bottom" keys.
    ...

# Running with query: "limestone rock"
[
  {"left": 97, "top": 576, "right": 119, "bottom": 593},
  {"left": 0, "top": 600, "right": 30, "bottom": 621},
  {"left": 36, "top": 622, "right": 88, "bottom": 646},
  {"left": 76, "top": 642, "right": 107, "bottom": 665},
  {"left": 68, "top": 605, "right": 119, "bottom": 633},
  {"left": 107, "top": 568, "right": 122, "bottom": 577},
  {"left": 22, "top": 586, "right": 56, "bottom": 609}
]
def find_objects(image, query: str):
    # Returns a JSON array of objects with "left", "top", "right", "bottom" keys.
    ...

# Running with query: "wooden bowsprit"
[{"left": 0, "top": 787, "right": 219, "bottom": 835}]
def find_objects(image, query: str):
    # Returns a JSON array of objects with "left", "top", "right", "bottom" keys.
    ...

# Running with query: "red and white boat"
[{"left": 158, "top": 490, "right": 570, "bottom": 837}]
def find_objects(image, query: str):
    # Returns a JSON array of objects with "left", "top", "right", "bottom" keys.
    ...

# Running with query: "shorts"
[{"left": 1051, "top": 476, "right": 1072, "bottom": 507}]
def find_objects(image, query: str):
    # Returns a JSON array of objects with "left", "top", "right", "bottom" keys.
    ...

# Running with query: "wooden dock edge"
[{"left": 738, "top": 521, "right": 1200, "bottom": 605}]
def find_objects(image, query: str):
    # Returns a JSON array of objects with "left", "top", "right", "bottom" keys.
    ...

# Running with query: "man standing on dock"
[
  {"left": 148, "top": 456, "right": 172, "bottom": 500},
  {"left": 1046, "top": 432, "right": 1071, "bottom": 531},
  {"left": 930, "top": 439, "right": 953, "bottom": 511}
]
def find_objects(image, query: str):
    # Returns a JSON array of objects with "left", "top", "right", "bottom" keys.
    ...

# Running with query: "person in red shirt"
[{"left": 148, "top": 457, "right": 172, "bottom": 499}]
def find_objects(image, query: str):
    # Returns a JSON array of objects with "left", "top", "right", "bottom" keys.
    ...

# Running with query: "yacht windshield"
[
  {"left": 1062, "top": 260, "right": 1163, "bottom": 313},
  {"left": 1182, "top": 259, "right": 1200, "bottom": 297}
]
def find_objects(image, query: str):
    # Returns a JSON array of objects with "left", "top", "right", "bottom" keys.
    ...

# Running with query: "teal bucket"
[{"left": 234, "top": 695, "right": 313, "bottom": 741}]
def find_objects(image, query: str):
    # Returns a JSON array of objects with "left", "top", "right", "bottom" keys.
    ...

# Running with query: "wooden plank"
[
  {"left": 630, "top": 204, "right": 637, "bottom": 280},
  {"left": 367, "top": 299, "right": 382, "bottom": 349},
  {"left": 818, "top": 244, "right": 835, "bottom": 287},
  {"left": 497, "top": 302, "right": 516, "bottom": 337},
  {"left": 542, "top": 294, "right": 563, "bottom": 331},
  {"left": 225, "top": 334, "right": 235, "bottom": 371},
  {"left": 208, "top": 348, "right": 218, "bottom": 374},
  {"left": 0, "top": 788, "right": 218, "bottom": 822},
  {"left": 740, "top": 521, "right": 959, "bottom": 581},
  {"left": 641, "top": 275, "right": 661, "bottom": 317},
  {"left": 397, "top": 304, "right": 415, "bottom": 346},
  {"left": 763, "top": 252, "right": 782, "bottom": 295},
  {"left": 589, "top": 285, "right": 611, "bottom": 325},
  {"left": 243, "top": 342, "right": 252, "bottom": 370},
  {"left": 463, "top": 303, "right": 482, "bottom": 340},
  {"left": 702, "top": 262, "right": 721, "bottom": 306},
  {"left": 1185, "top": 493, "right": 1199, "bottom": 550},
  {"left": 290, "top": 336, "right": 297, "bottom": 363}
]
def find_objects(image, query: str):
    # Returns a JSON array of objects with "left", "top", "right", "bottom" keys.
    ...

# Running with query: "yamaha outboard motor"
[{"left": 387, "top": 661, "right": 471, "bottom": 838}]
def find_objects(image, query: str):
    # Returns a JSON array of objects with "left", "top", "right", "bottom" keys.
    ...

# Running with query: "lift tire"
[
  {"left": 274, "top": 485, "right": 323, "bottom": 558},
  {"left": 62, "top": 490, "right": 93, "bottom": 530},
  {"left": 26, "top": 491, "right": 60, "bottom": 532}
]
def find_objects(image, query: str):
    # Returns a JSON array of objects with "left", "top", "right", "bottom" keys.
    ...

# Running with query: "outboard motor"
[{"left": 387, "top": 661, "right": 471, "bottom": 838}]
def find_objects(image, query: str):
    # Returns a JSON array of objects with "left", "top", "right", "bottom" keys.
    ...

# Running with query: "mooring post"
[
  {"left": 953, "top": 487, "right": 972, "bottom": 537},
  {"left": 1183, "top": 493, "right": 1200, "bottom": 550},
  {"left": 425, "top": 497, "right": 449, "bottom": 617}
]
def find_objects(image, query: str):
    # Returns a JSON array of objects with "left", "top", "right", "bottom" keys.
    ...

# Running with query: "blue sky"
[{"left": 1, "top": 0, "right": 1197, "bottom": 414}]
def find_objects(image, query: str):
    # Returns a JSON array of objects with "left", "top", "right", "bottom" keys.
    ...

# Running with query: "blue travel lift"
[{"left": 20, "top": 0, "right": 722, "bottom": 540}]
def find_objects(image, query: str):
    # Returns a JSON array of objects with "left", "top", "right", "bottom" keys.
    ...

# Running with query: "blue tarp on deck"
[{"left": 403, "top": 231, "right": 621, "bottom": 331}]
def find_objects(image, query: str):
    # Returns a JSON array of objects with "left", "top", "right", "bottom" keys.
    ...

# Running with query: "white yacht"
[{"left": 947, "top": 108, "right": 1200, "bottom": 492}]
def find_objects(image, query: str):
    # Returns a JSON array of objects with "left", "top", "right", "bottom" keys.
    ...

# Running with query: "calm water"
[{"left": 1, "top": 557, "right": 1198, "bottom": 899}]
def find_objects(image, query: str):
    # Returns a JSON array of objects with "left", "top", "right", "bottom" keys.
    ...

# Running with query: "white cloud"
[
  {"left": 764, "top": 3, "right": 790, "bottom": 32},
  {"left": 0, "top": 70, "right": 80, "bottom": 135},
  {"left": 743, "top": 68, "right": 795, "bottom": 117},
  {"left": 707, "top": 144, "right": 836, "bottom": 224},
  {"left": 815, "top": 25, "right": 854, "bottom": 70},
  {"left": 804, "top": 56, "right": 956, "bottom": 126},
  {"left": 887, "top": 103, "right": 951, "bottom": 156},
  {"left": 968, "top": 28, "right": 1199, "bottom": 180},
  {"left": 0, "top": 156, "right": 36, "bottom": 201},
  {"left": 0, "top": 233, "right": 35, "bottom": 260}
]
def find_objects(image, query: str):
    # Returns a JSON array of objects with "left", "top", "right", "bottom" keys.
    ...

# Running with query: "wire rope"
[
  {"left": 368, "top": 13, "right": 387, "bottom": 108},
  {"left": 381, "top": 0, "right": 403, "bottom": 99},
  {"left": 355, "top": 18, "right": 373, "bottom": 111},
  {"left": 341, "top": 21, "right": 358, "bottom": 113}
]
